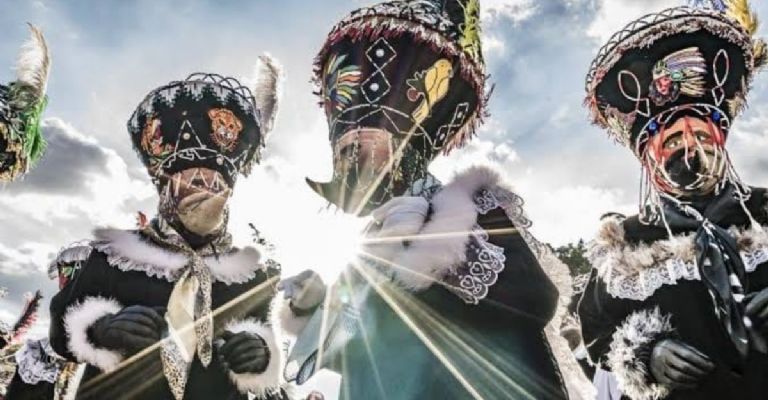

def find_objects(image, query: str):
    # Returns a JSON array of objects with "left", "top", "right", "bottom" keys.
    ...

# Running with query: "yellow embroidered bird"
[{"left": 407, "top": 58, "right": 454, "bottom": 126}]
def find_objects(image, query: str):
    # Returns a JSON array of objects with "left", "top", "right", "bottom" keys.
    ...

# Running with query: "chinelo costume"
[
  {"left": 0, "top": 24, "right": 50, "bottom": 183},
  {"left": 281, "top": 1, "right": 594, "bottom": 399},
  {"left": 47, "top": 59, "right": 288, "bottom": 400},
  {"left": 580, "top": 1, "right": 768, "bottom": 399}
]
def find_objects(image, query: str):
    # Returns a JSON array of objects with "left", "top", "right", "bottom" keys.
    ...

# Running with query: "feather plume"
[
  {"left": 726, "top": 0, "right": 759, "bottom": 36},
  {"left": 753, "top": 39, "right": 768, "bottom": 69},
  {"left": 10, "top": 291, "right": 42, "bottom": 343},
  {"left": 14, "top": 24, "right": 50, "bottom": 100},
  {"left": 251, "top": 54, "right": 283, "bottom": 135}
]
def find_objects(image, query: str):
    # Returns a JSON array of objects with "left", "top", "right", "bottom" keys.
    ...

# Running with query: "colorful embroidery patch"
[
  {"left": 141, "top": 117, "right": 172, "bottom": 157},
  {"left": 323, "top": 54, "right": 362, "bottom": 113},
  {"left": 649, "top": 47, "right": 707, "bottom": 106},
  {"left": 406, "top": 58, "right": 454, "bottom": 125},
  {"left": 208, "top": 108, "right": 243, "bottom": 152},
  {"left": 58, "top": 263, "right": 82, "bottom": 289}
]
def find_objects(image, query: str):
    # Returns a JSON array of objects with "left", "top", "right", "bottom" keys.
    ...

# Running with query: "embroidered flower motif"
[
  {"left": 208, "top": 108, "right": 243, "bottom": 152},
  {"left": 140, "top": 117, "right": 173, "bottom": 174},
  {"left": 323, "top": 54, "right": 362, "bottom": 114}
]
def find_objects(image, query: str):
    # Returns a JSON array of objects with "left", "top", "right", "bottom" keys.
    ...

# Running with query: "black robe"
[
  {"left": 48, "top": 228, "right": 287, "bottom": 400},
  {"left": 579, "top": 189, "right": 768, "bottom": 400}
]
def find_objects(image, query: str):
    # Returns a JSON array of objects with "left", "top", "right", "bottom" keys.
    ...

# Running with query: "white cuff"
[
  {"left": 63, "top": 296, "right": 123, "bottom": 372},
  {"left": 608, "top": 307, "right": 674, "bottom": 400},
  {"left": 225, "top": 318, "right": 283, "bottom": 398}
]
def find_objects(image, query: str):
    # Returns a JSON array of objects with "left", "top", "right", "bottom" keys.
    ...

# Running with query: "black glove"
[
  {"left": 87, "top": 305, "right": 166, "bottom": 357},
  {"left": 746, "top": 289, "right": 768, "bottom": 333},
  {"left": 217, "top": 331, "right": 270, "bottom": 374},
  {"left": 650, "top": 339, "right": 715, "bottom": 390}
]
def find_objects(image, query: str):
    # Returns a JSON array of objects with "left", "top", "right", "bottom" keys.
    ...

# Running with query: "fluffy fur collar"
[
  {"left": 388, "top": 166, "right": 508, "bottom": 290},
  {"left": 590, "top": 215, "right": 768, "bottom": 300},
  {"left": 90, "top": 228, "right": 264, "bottom": 285}
]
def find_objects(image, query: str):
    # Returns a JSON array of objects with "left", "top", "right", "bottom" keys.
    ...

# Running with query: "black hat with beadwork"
[
  {"left": 127, "top": 56, "right": 281, "bottom": 188},
  {"left": 0, "top": 25, "right": 50, "bottom": 183},
  {"left": 585, "top": 2, "right": 766, "bottom": 156},
  {"left": 308, "top": 0, "right": 489, "bottom": 212},
  {"left": 314, "top": 0, "right": 488, "bottom": 157}
]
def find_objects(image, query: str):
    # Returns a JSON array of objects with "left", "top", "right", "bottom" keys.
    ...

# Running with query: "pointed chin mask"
[
  {"left": 308, "top": 127, "right": 399, "bottom": 215},
  {"left": 161, "top": 168, "right": 232, "bottom": 236}
]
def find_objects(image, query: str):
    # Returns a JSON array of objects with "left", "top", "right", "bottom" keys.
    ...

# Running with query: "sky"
[{"left": 2, "top": 0, "right": 768, "bottom": 397}]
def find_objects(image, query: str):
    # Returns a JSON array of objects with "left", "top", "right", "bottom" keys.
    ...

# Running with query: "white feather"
[
  {"left": 251, "top": 54, "right": 283, "bottom": 135},
  {"left": 15, "top": 23, "right": 51, "bottom": 98}
]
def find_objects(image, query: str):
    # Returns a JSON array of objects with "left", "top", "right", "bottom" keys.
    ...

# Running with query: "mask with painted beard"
[
  {"left": 645, "top": 116, "right": 727, "bottom": 198},
  {"left": 160, "top": 168, "right": 232, "bottom": 237}
]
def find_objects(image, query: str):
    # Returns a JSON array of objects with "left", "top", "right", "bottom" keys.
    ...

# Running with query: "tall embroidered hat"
[
  {"left": 127, "top": 55, "right": 281, "bottom": 188},
  {"left": 308, "top": 0, "right": 489, "bottom": 211},
  {"left": 0, "top": 24, "right": 51, "bottom": 183},
  {"left": 585, "top": 1, "right": 767, "bottom": 157}
]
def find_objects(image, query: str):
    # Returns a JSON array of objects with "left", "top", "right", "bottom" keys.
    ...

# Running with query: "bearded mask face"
[
  {"left": 159, "top": 167, "right": 232, "bottom": 236},
  {"left": 644, "top": 116, "right": 727, "bottom": 197}
]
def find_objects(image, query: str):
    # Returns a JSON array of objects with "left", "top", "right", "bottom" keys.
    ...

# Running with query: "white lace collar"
[{"left": 589, "top": 215, "right": 768, "bottom": 300}]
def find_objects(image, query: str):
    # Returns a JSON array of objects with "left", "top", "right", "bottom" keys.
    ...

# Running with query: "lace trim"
[
  {"left": 14, "top": 339, "right": 63, "bottom": 385},
  {"left": 92, "top": 240, "right": 184, "bottom": 282},
  {"left": 592, "top": 245, "right": 768, "bottom": 301},
  {"left": 444, "top": 225, "right": 506, "bottom": 305}
]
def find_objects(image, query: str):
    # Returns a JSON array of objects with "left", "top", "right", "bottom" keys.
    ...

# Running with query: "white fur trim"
[
  {"left": 225, "top": 318, "right": 283, "bottom": 398},
  {"left": 589, "top": 216, "right": 768, "bottom": 300},
  {"left": 389, "top": 166, "right": 502, "bottom": 290},
  {"left": 63, "top": 296, "right": 123, "bottom": 372},
  {"left": 540, "top": 250, "right": 597, "bottom": 400},
  {"left": 91, "top": 228, "right": 263, "bottom": 284},
  {"left": 608, "top": 307, "right": 674, "bottom": 400}
]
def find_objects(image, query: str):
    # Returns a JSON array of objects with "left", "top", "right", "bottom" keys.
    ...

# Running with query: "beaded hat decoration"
[
  {"left": 127, "top": 55, "right": 282, "bottom": 188},
  {"left": 308, "top": 0, "right": 490, "bottom": 212},
  {"left": 585, "top": 2, "right": 766, "bottom": 157}
]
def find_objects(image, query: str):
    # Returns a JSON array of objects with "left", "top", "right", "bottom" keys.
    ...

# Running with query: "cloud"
[
  {"left": 586, "top": 0, "right": 679, "bottom": 42},
  {"left": 483, "top": 0, "right": 538, "bottom": 22},
  {"left": 6, "top": 119, "right": 111, "bottom": 195}
]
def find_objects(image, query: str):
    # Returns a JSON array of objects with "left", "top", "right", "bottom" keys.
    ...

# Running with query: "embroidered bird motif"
[{"left": 407, "top": 58, "right": 454, "bottom": 126}]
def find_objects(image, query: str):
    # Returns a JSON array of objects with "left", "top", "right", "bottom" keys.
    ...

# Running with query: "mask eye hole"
[
  {"left": 663, "top": 131, "right": 683, "bottom": 150},
  {"left": 694, "top": 130, "right": 709, "bottom": 142}
]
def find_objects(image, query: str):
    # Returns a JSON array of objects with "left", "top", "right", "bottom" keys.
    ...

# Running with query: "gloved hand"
[
  {"left": 370, "top": 196, "right": 429, "bottom": 240},
  {"left": 87, "top": 305, "right": 166, "bottom": 357},
  {"left": 278, "top": 270, "right": 326, "bottom": 313},
  {"left": 217, "top": 331, "right": 270, "bottom": 374},
  {"left": 650, "top": 339, "right": 715, "bottom": 390}
]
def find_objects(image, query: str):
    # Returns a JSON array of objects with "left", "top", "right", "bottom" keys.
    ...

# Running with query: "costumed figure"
[
  {"left": 580, "top": 1, "right": 768, "bottom": 399},
  {"left": 0, "top": 24, "right": 50, "bottom": 183},
  {"left": 280, "top": 1, "right": 594, "bottom": 399},
  {"left": 47, "top": 57, "right": 288, "bottom": 400},
  {"left": 0, "top": 291, "right": 47, "bottom": 399}
]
